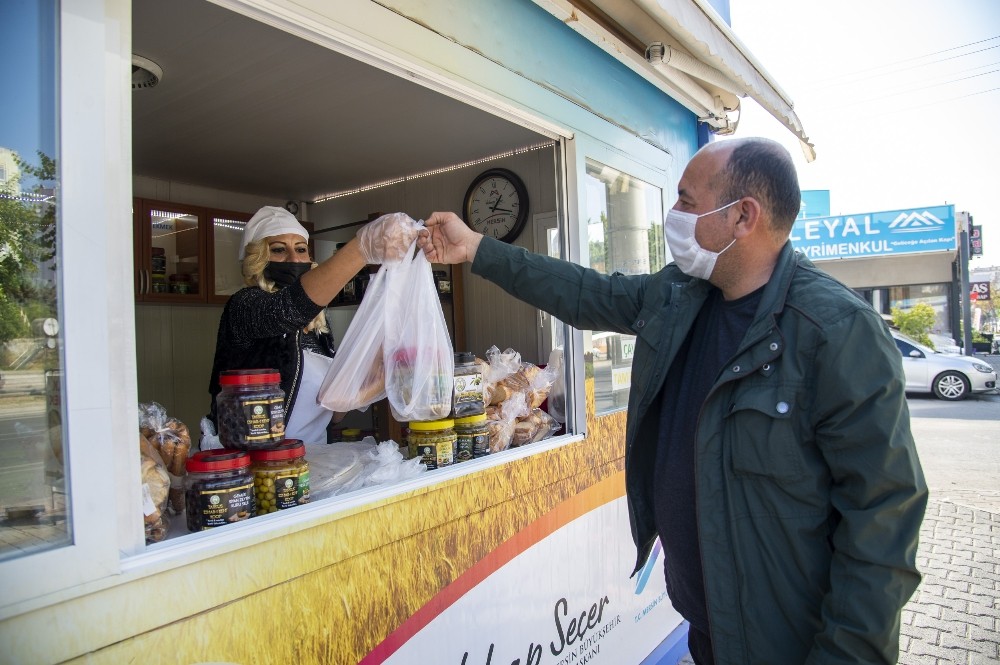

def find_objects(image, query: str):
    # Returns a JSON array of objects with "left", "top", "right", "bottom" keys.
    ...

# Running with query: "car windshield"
[{"left": 893, "top": 331, "right": 940, "bottom": 355}]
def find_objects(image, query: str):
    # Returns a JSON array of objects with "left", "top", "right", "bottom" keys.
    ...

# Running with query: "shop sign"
[
  {"left": 970, "top": 224, "right": 983, "bottom": 257},
  {"left": 971, "top": 281, "right": 991, "bottom": 301},
  {"left": 789, "top": 204, "right": 956, "bottom": 261},
  {"left": 611, "top": 366, "right": 632, "bottom": 391},
  {"left": 796, "top": 189, "right": 831, "bottom": 219},
  {"left": 618, "top": 336, "right": 636, "bottom": 361}
]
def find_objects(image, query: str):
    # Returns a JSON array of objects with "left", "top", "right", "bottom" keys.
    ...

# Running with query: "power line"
[
  {"left": 827, "top": 68, "right": 1000, "bottom": 110},
  {"left": 824, "top": 86, "right": 1000, "bottom": 117},
  {"left": 804, "top": 35, "right": 1000, "bottom": 88}
]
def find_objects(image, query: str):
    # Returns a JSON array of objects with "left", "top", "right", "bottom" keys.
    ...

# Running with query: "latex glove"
[{"left": 356, "top": 212, "right": 421, "bottom": 265}]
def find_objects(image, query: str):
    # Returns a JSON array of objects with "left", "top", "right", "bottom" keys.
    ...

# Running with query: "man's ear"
[{"left": 733, "top": 197, "right": 763, "bottom": 238}]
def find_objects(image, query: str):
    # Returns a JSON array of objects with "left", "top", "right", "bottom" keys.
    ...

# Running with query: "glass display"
[{"left": 149, "top": 208, "right": 202, "bottom": 296}]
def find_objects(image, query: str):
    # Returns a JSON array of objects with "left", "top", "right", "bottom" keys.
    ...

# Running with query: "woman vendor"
[{"left": 207, "top": 206, "right": 418, "bottom": 444}]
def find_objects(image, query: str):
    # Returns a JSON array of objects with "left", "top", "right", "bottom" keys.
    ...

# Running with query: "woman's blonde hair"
[{"left": 241, "top": 238, "right": 329, "bottom": 334}]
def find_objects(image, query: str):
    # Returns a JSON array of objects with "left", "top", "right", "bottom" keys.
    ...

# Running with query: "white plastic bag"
[
  {"left": 545, "top": 346, "right": 566, "bottom": 423},
  {"left": 383, "top": 242, "right": 454, "bottom": 421},
  {"left": 317, "top": 267, "right": 388, "bottom": 412}
]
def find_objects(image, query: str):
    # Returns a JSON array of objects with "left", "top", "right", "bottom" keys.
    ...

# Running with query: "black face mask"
[{"left": 263, "top": 262, "right": 311, "bottom": 288}]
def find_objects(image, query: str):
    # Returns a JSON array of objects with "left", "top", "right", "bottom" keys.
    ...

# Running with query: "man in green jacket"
[{"left": 417, "top": 137, "right": 927, "bottom": 665}]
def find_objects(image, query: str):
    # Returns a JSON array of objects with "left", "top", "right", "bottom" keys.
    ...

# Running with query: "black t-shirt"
[{"left": 653, "top": 285, "right": 763, "bottom": 633}]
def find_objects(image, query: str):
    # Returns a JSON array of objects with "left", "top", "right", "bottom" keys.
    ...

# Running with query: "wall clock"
[{"left": 462, "top": 168, "right": 529, "bottom": 243}]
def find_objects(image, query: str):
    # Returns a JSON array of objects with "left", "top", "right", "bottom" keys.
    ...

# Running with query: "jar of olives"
[
  {"left": 452, "top": 351, "right": 485, "bottom": 418},
  {"left": 185, "top": 450, "right": 255, "bottom": 531},
  {"left": 455, "top": 413, "right": 489, "bottom": 461},
  {"left": 250, "top": 439, "right": 309, "bottom": 515},
  {"left": 216, "top": 369, "right": 286, "bottom": 449},
  {"left": 408, "top": 418, "right": 456, "bottom": 470}
]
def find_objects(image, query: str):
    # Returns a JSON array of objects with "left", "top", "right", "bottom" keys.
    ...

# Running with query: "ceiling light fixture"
[
  {"left": 313, "top": 141, "right": 556, "bottom": 203},
  {"left": 132, "top": 55, "right": 163, "bottom": 90}
]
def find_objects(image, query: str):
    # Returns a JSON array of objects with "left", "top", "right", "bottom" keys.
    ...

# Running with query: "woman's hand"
[
  {"left": 417, "top": 211, "right": 483, "bottom": 264},
  {"left": 356, "top": 212, "right": 421, "bottom": 265}
]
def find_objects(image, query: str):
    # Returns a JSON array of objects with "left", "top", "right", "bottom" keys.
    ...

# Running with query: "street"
[{"left": 907, "top": 387, "right": 1000, "bottom": 501}]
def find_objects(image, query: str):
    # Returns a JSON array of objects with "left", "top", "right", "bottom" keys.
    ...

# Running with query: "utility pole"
[{"left": 957, "top": 211, "right": 974, "bottom": 356}]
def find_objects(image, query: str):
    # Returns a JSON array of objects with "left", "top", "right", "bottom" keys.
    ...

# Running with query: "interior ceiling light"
[{"left": 132, "top": 55, "right": 162, "bottom": 90}]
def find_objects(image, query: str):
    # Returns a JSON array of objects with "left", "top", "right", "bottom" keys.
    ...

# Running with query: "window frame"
[{"left": 1, "top": 0, "right": 137, "bottom": 612}]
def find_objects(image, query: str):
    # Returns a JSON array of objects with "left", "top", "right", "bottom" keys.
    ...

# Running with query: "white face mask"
[{"left": 663, "top": 200, "right": 740, "bottom": 280}]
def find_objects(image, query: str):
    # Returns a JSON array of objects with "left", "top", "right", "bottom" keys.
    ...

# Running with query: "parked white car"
[{"left": 891, "top": 330, "right": 998, "bottom": 400}]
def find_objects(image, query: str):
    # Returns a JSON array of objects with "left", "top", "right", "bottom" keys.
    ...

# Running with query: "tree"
[
  {"left": 892, "top": 302, "right": 936, "bottom": 347},
  {"left": 0, "top": 150, "right": 58, "bottom": 346}
]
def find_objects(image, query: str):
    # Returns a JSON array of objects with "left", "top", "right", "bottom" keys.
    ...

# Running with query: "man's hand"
[{"left": 417, "top": 211, "right": 483, "bottom": 264}]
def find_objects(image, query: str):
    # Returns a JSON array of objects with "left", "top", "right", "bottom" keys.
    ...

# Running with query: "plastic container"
[
  {"left": 408, "top": 418, "right": 456, "bottom": 470},
  {"left": 250, "top": 439, "right": 310, "bottom": 514},
  {"left": 216, "top": 369, "right": 286, "bottom": 449},
  {"left": 455, "top": 413, "right": 488, "bottom": 461},
  {"left": 452, "top": 351, "right": 485, "bottom": 418},
  {"left": 185, "top": 450, "right": 255, "bottom": 531},
  {"left": 169, "top": 273, "right": 191, "bottom": 294}
]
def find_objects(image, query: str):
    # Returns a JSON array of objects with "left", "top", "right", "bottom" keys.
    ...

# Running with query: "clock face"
[{"left": 463, "top": 169, "right": 528, "bottom": 243}]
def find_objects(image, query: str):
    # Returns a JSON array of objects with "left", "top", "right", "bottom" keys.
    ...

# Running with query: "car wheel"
[{"left": 932, "top": 370, "right": 970, "bottom": 401}]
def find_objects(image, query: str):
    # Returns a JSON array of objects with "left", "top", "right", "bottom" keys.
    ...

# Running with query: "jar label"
[
  {"left": 453, "top": 372, "right": 484, "bottom": 407},
  {"left": 254, "top": 468, "right": 309, "bottom": 514},
  {"left": 187, "top": 481, "right": 255, "bottom": 530},
  {"left": 242, "top": 397, "right": 285, "bottom": 443},
  {"left": 412, "top": 440, "right": 454, "bottom": 470},
  {"left": 460, "top": 431, "right": 490, "bottom": 459}
]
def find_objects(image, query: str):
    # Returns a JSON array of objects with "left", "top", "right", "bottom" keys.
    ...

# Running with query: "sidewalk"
[{"left": 900, "top": 491, "right": 1000, "bottom": 665}]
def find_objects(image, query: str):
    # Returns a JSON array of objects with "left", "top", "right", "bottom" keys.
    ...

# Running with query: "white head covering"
[{"left": 240, "top": 206, "right": 309, "bottom": 259}]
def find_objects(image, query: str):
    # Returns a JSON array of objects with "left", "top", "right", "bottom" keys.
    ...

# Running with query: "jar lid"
[
  {"left": 250, "top": 439, "right": 305, "bottom": 462},
  {"left": 455, "top": 413, "right": 488, "bottom": 425},
  {"left": 454, "top": 351, "right": 475, "bottom": 364},
  {"left": 186, "top": 449, "right": 250, "bottom": 472},
  {"left": 409, "top": 418, "right": 455, "bottom": 431},
  {"left": 219, "top": 368, "right": 281, "bottom": 386}
]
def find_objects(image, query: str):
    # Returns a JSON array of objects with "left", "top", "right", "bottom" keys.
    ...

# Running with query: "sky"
[{"left": 719, "top": 0, "right": 1000, "bottom": 269}]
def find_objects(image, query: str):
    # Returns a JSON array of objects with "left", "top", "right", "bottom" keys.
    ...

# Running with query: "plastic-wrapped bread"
[{"left": 139, "top": 433, "right": 170, "bottom": 543}]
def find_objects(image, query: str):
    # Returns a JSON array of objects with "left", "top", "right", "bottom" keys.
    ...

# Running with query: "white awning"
[{"left": 531, "top": 0, "right": 816, "bottom": 161}]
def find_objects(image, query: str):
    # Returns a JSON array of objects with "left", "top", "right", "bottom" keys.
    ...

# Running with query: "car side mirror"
[{"left": 909, "top": 350, "right": 922, "bottom": 358}]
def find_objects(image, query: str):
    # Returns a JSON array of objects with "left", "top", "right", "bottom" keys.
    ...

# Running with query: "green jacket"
[{"left": 473, "top": 237, "right": 927, "bottom": 665}]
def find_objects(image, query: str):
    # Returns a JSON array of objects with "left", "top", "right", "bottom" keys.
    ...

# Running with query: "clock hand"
[{"left": 492, "top": 207, "right": 513, "bottom": 214}]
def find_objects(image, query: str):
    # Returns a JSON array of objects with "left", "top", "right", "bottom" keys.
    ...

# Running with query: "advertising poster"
[{"left": 361, "top": 475, "right": 682, "bottom": 665}]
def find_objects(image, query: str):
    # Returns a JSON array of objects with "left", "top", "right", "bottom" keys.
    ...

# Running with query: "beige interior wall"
[{"left": 134, "top": 304, "right": 221, "bottom": 433}]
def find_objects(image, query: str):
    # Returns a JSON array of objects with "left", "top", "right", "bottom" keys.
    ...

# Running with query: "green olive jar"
[
  {"left": 408, "top": 418, "right": 456, "bottom": 470},
  {"left": 249, "top": 439, "right": 310, "bottom": 515},
  {"left": 454, "top": 413, "right": 489, "bottom": 461}
]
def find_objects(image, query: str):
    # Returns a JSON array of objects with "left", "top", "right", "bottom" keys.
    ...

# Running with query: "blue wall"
[{"left": 390, "top": 0, "right": 700, "bottom": 161}]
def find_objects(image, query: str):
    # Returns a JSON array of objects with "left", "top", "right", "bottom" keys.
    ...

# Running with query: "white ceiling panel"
[{"left": 132, "top": 0, "right": 547, "bottom": 202}]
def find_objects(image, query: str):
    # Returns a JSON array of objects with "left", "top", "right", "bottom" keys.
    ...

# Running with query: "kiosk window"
[
  {"left": 584, "top": 159, "right": 665, "bottom": 414},
  {"left": 0, "top": 2, "right": 68, "bottom": 561}
]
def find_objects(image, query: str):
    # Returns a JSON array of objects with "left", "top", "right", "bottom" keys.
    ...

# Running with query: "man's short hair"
[{"left": 717, "top": 138, "right": 801, "bottom": 236}]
